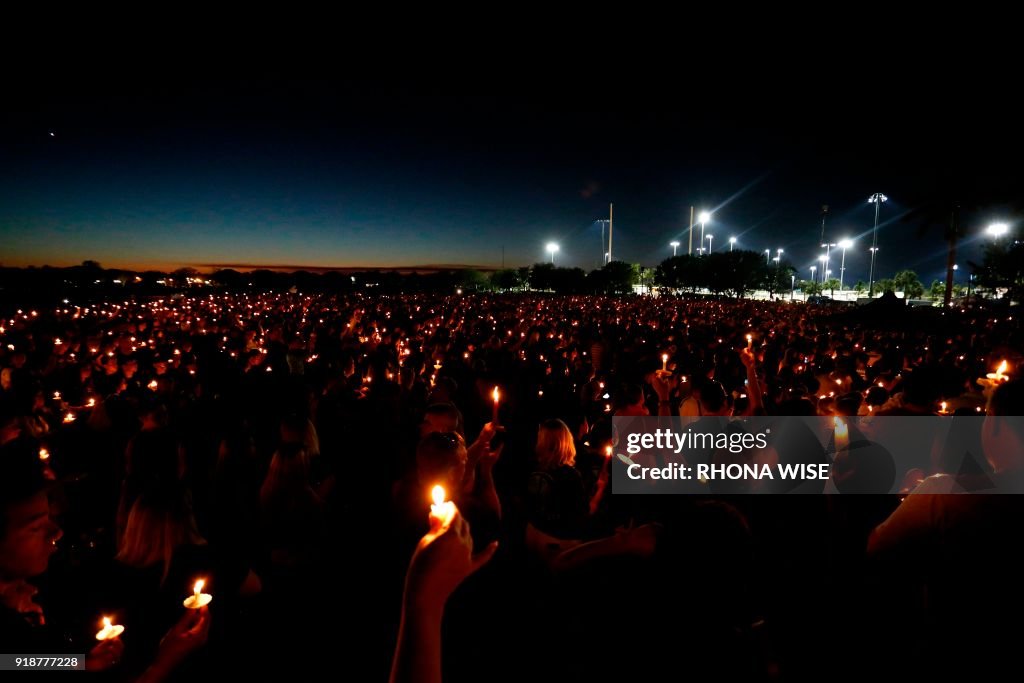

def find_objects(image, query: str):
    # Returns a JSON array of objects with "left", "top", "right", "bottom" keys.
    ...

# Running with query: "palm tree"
[{"left": 902, "top": 167, "right": 1022, "bottom": 307}]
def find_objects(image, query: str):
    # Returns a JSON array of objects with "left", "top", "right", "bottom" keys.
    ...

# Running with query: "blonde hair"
[
  {"left": 260, "top": 443, "right": 317, "bottom": 509},
  {"left": 536, "top": 419, "right": 576, "bottom": 469},
  {"left": 116, "top": 492, "right": 205, "bottom": 584}
]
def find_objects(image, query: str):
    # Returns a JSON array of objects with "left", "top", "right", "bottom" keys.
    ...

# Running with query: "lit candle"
[
  {"left": 604, "top": 445, "right": 613, "bottom": 459},
  {"left": 833, "top": 416, "right": 849, "bottom": 454},
  {"left": 95, "top": 616, "right": 124, "bottom": 641},
  {"left": 183, "top": 579, "right": 212, "bottom": 609},
  {"left": 939, "top": 401, "right": 949, "bottom": 415},
  {"left": 746, "top": 334, "right": 753, "bottom": 350},
  {"left": 38, "top": 448, "right": 49, "bottom": 461},
  {"left": 86, "top": 397, "right": 96, "bottom": 408},
  {"left": 63, "top": 412, "right": 76, "bottom": 424},
  {"left": 661, "top": 354, "right": 669, "bottom": 372},
  {"left": 53, "top": 391, "right": 61, "bottom": 400},
  {"left": 492, "top": 386, "right": 500, "bottom": 425},
  {"left": 986, "top": 360, "right": 1010, "bottom": 382},
  {"left": 148, "top": 379, "right": 159, "bottom": 391},
  {"left": 429, "top": 484, "right": 455, "bottom": 530}
]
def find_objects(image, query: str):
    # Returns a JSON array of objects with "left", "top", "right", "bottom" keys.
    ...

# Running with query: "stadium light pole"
[
  {"left": 868, "top": 192, "right": 888, "bottom": 297},
  {"left": 670, "top": 241, "right": 680, "bottom": 257},
  {"left": 838, "top": 239, "right": 853, "bottom": 291},
  {"left": 729, "top": 236, "right": 736, "bottom": 251},
  {"left": 547, "top": 242, "right": 559, "bottom": 264},
  {"left": 698, "top": 211, "right": 711, "bottom": 256}
]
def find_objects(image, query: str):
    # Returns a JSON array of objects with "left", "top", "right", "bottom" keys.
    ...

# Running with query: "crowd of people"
[{"left": 1, "top": 290, "right": 1022, "bottom": 681}]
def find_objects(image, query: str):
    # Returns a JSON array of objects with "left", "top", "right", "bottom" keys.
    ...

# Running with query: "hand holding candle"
[
  {"left": 183, "top": 579, "right": 212, "bottom": 609},
  {"left": 429, "top": 484, "right": 456, "bottom": 531},
  {"left": 95, "top": 616, "right": 124, "bottom": 641},
  {"left": 833, "top": 416, "right": 849, "bottom": 454},
  {"left": 986, "top": 360, "right": 1010, "bottom": 382},
  {"left": 979, "top": 360, "right": 1011, "bottom": 396}
]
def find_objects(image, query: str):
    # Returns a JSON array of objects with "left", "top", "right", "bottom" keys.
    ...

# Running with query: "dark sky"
[{"left": 2, "top": 56, "right": 1020, "bottom": 286}]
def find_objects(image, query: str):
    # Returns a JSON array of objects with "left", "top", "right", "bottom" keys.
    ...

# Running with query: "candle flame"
[
  {"left": 103, "top": 617, "right": 112, "bottom": 629},
  {"left": 941, "top": 401, "right": 948, "bottom": 412},
  {"left": 194, "top": 579, "right": 205, "bottom": 595},
  {"left": 605, "top": 445, "right": 613, "bottom": 458},
  {"left": 662, "top": 353, "right": 668, "bottom": 362},
  {"left": 997, "top": 360, "right": 1008, "bottom": 375},
  {"left": 431, "top": 484, "right": 446, "bottom": 507},
  {"left": 39, "top": 448, "right": 49, "bottom": 461},
  {"left": 492, "top": 386, "right": 499, "bottom": 403}
]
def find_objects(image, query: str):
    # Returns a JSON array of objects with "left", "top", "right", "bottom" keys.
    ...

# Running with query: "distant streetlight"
[
  {"left": 729, "top": 236, "right": 737, "bottom": 252},
  {"left": 838, "top": 238, "right": 853, "bottom": 291},
  {"left": 868, "top": 192, "right": 888, "bottom": 296},
  {"left": 791, "top": 274, "right": 796, "bottom": 300},
  {"left": 670, "top": 241, "right": 680, "bottom": 257},
  {"left": 819, "top": 254, "right": 829, "bottom": 284},
  {"left": 764, "top": 249, "right": 771, "bottom": 265},
  {"left": 810, "top": 266, "right": 817, "bottom": 286},
  {"left": 698, "top": 211, "right": 711, "bottom": 255},
  {"left": 706, "top": 235, "right": 714, "bottom": 254},
  {"left": 546, "top": 242, "right": 559, "bottom": 264},
  {"left": 987, "top": 222, "right": 1009, "bottom": 238}
]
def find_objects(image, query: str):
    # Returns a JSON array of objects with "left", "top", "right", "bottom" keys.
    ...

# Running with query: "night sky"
[{"left": 2, "top": 59, "right": 1020, "bottom": 286}]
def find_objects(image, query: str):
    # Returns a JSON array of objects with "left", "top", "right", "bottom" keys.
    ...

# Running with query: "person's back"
[
  {"left": 868, "top": 380, "right": 1024, "bottom": 676},
  {"left": 526, "top": 465, "right": 588, "bottom": 540}
]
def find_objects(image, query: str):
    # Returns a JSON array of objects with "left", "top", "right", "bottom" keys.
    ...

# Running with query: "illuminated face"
[{"left": 0, "top": 493, "right": 62, "bottom": 580}]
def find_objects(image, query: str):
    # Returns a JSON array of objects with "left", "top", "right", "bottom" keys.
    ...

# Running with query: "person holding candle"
[
  {"left": 389, "top": 506, "right": 498, "bottom": 683},
  {"left": 389, "top": 428, "right": 502, "bottom": 561},
  {"left": 0, "top": 450, "right": 131, "bottom": 671},
  {"left": 111, "top": 483, "right": 257, "bottom": 674}
]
